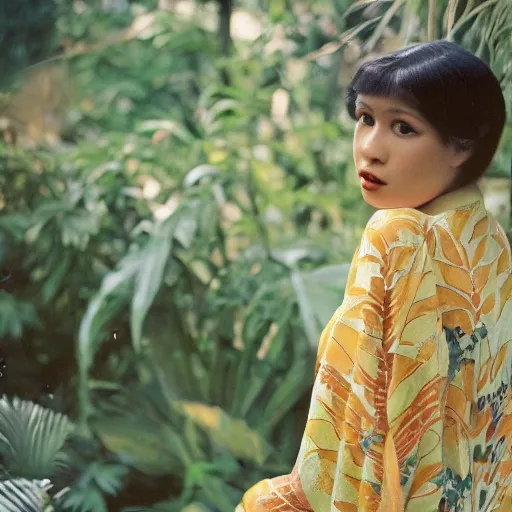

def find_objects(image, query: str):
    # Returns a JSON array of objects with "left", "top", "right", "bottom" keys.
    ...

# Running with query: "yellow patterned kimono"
[{"left": 237, "top": 183, "right": 512, "bottom": 512}]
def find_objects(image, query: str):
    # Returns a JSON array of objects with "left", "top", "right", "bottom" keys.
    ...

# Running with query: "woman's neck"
[{"left": 416, "top": 182, "right": 484, "bottom": 216}]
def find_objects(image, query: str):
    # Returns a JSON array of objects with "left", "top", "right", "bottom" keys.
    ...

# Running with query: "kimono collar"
[{"left": 417, "top": 182, "right": 485, "bottom": 216}]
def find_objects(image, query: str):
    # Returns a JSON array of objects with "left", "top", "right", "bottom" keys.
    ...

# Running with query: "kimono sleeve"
[{"left": 236, "top": 210, "right": 439, "bottom": 512}]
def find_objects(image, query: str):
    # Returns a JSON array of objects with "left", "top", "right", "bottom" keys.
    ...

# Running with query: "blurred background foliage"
[{"left": 0, "top": 0, "right": 511, "bottom": 510}]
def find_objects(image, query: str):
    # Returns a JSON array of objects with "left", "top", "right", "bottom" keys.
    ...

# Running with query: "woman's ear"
[
  {"left": 449, "top": 138, "right": 473, "bottom": 169},
  {"left": 452, "top": 148, "right": 473, "bottom": 170}
]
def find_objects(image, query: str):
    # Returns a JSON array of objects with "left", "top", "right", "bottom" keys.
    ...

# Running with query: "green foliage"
[
  {"left": 0, "top": 397, "right": 74, "bottom": 479},
  {"left": 58, "top": 462, "right": 129, "bottom": 512},
  {"left": 0, "top": 397, "right": 73, "bottom": 511},
  {"left": 0, "top": 291, "right": 41, "bottom": 339},
  {"left": 0, "top": 478, "right": 53, "bottom": 512},
  {"left": 0, "top": 0, "right": 510, "bottom": 510}
]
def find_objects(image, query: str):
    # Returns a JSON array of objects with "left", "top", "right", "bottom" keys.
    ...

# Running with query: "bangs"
[{"left": 345, "top": 56, "right": 441, "bottom": 122}]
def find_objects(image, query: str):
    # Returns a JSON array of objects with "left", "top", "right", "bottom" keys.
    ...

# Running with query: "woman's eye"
[
  {"left": 395, "top": 121, "right": 415, "bottom": 136},
  {"left": 357, "top": 113, "right": 416, "bottom": 136},
  {"left": 359, "top": 113, "right": 373, "bottom": 125}
]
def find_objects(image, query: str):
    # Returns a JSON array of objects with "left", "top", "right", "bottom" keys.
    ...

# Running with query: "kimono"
[{"left": 236, "top": 183, "right": 512, "bottom": 511}]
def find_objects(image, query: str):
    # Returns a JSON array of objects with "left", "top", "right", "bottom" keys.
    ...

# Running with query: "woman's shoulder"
[
  {"left": 366, "top": 206, "right": 427, "bottom": 227},
  {"left": 364, "top": 207, "right": 428, "bottom": 248}
]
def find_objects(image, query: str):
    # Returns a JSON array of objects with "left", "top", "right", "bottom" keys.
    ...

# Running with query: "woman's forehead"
[
  {"left": 356, "top": 94, "right": 427, "bottom": 123},
  {"left": 356, "top": 94, "right": 416, "bottom": 111}
]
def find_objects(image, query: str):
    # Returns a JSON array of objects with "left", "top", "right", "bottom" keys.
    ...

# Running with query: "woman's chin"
[
  {"left": 361, "top": 188, "right": 408, "bottom": 209},
  {"left": 361, "top": 192, "right": 385, "bottom": 209}
]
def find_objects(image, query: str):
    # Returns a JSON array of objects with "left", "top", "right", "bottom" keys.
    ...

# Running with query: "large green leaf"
[
  {"left": 290, "top": 269, "right": 322, "bottom": 349},
  {"left": 0, "top": 397, "right": 73, "bottom": 479},
  {"left": 131, "top": 220, "right": 175, "bottom": 352},
  {"left": 300, "top": 263, "right": 351, "bottom": 327},
  {"left": 94, "top": 418, "right": 184, "bottom": 476},
  {"left": 176, "top": 401, "right": 272, "bottom": 466},
  {"left": 291, "top": 263, "right": 351, "bottom": 348},
  {"left": 78, "top": 251, "right": 140, "bottom": 373},
  {"left": 447, "top": 0, "right": 500, "bottom": 38}
]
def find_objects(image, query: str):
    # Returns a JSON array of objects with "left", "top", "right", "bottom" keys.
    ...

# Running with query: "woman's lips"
[{"left": 358, "top": 171, "right": 386, "bottom": 191}]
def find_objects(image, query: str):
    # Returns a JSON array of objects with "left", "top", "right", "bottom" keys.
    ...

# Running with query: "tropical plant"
[
  {"left": 0, "top": 396, "right": 73, "bottom": 479},
  {"left": 0, "top": 478, "right": 54, "bottom": 512},
  {"left": 0, "top": 397, "right": 74, "bottom": 511},
  {"left": 0, "top": 0, "right": 510, "bottom": 510}
]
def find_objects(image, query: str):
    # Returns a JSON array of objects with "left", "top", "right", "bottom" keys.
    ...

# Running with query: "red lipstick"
[{"left": 358, "top": 170, "right": 386, "bottom": 191}]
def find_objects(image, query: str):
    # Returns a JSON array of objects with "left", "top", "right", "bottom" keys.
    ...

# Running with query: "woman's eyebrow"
[{"left": 356, "top": 100, "right": 422, "bottom": 122}]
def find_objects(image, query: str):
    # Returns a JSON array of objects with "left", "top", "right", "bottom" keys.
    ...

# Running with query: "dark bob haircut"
[{"left": 345, "top": 40, "right": 506, "bottom": 188}]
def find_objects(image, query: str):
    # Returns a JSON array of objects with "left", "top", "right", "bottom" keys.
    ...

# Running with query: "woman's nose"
[{"left": 358, "top": 127, "right": 386, "bottom": 164}]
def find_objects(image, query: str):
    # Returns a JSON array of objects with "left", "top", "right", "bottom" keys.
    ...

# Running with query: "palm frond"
[
  {"left": 0, "top": 396, "right": 74, "bottom": 479},
  {"left": 0, "top": 478, "right": 52, "bottom": 512}
]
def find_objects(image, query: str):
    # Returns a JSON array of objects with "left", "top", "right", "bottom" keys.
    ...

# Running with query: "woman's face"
[{"left": 352, "top": 94, "right": 472, "bottom": 210}]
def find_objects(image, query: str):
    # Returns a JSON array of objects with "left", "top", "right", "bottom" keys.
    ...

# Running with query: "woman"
[{"left": 236, "top": 40, "right": 511, "bottom": 511}]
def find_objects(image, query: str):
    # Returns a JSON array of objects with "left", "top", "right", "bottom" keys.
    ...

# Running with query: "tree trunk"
[{"left": 218, "top": 0, "right": 233, "bottom": 85}]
